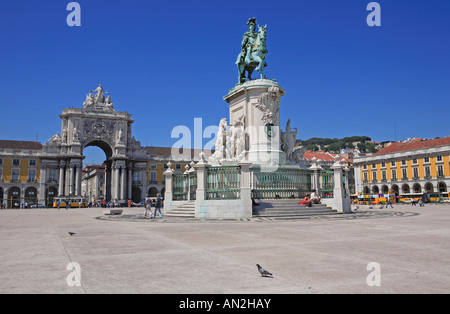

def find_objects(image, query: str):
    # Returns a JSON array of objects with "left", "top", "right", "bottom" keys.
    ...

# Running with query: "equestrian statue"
[{"left": 236, "top": 17, "right": 268, "bottom": 84}]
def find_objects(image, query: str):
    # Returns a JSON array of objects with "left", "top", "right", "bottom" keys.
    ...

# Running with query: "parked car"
[
  {"left": 135, "top": 202, "right": 145, "bottom": 207},
  {"left": 30, "top": 204, "right": 46, "bottom": 208}
]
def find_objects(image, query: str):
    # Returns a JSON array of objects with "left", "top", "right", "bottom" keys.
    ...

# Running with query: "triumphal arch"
[{"left": 40, "top": 84, "right": 148, "bottom": 204}]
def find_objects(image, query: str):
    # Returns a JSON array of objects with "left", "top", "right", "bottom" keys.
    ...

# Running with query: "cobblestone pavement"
[{"left": 0, "top": 204, "right": 449, "bottom": 294}]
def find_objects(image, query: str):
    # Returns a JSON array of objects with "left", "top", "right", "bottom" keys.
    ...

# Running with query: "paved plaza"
[{"left": 0, "top": 204, "right": 449, "bottom": 294}]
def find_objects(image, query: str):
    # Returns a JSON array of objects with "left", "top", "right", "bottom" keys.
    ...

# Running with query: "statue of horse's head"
[{"left": 259, "top": 25, "right": 267, "bottom": 38}]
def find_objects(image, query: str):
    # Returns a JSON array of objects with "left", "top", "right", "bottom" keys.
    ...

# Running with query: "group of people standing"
[{"left": 144, "top": 193, "right": 163, "bottom": 219}]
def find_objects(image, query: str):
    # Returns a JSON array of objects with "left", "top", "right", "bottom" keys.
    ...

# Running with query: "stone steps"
[
  {"left": 165, "top": 201, "right": 195, "bottom": 218},
  {"left": 165, "top": 199, "right": 339, "bottom": 219},
  {"left": 252, "top": 199, "right": 338, "bottom": 218}
]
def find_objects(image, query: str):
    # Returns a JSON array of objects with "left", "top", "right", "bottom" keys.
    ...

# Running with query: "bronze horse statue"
[{"left": 236, "top": 25, "right": 268, "bottom": 84}]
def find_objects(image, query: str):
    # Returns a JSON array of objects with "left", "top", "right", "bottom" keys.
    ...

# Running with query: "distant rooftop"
[
  {"left": 0, "top": 140, "right": 43, "bottom": 150},
  {"left": 374, "top": 137, "right": 450, "bottom": 156}
]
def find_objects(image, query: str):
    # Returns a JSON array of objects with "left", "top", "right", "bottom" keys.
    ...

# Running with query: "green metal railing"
[
  {"left": 320, "top": 170, "right": 334, "bottom": 198},
  {"left": 173, "top": 173, "right": 188, "bottom": 201},
  {"left": 206, "top": 166, "right": 240, "bottom": 200},
  {"left": 251, "top": 168, "right": 312, "bottom": 199},
  {"left": 189, "top": 171, "right": 197, "bottom": 201}
]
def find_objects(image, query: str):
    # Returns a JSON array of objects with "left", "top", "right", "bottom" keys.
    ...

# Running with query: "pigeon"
[
  {"left": 256, "top": 264, "right": 273, "bottom": 277},
  {"left": 68, "top": 232, "right": 76, "bottom": 236}
]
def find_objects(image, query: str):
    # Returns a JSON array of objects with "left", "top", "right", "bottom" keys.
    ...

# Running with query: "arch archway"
[
  {"left": 381, "top": 185, "right": 389, "bottom": 194},
  {"left": 83, "top": 140, "right": 113, "bottom": 160},
  {"left": 424, "top": 182, "right": 434, "bottom": 193},
  {"left": 132, "top": 187, "right": 142, "bottom": 203},
  {"left": 391, "top": 184, "right": 399, "bottom": 196},
  {"left": 372, "top": 185, "right": 379, "bottom": 194},
  {"left": 8, "top": 186, "right": 20, "bottom": 208},
  {"left": 46, "top": 187, "right": 58, "bottom": 207},
  {"left": 402, "top": 184, "right": 410, "bottom": 194},
  {"left": 82, "top": 140, "right": 113, "bottom": 202},
  {"left": 413, "top": 183, "right": 422, "bottom": 194},
  {"left": 25, "top": 187, "right": 38, "bottom": 206},
  {"left": 148, "top": 187, "right": 158, "bottom": 197},
  {"left": 439, "top": 182, "right": 447, "bottom": 193},
  {"left": 0, "top": 187, "right": 3, "bottom": 206}
]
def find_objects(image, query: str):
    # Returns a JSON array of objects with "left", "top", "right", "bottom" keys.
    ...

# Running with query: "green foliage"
[{"left": 299, "top": 136, "right": 374, "bottom": 153}]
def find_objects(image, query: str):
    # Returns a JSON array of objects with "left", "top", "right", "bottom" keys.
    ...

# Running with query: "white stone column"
[
  {"left": 239, "top": 162, "right": 253, "bottom": 217},
  {"left": 141, "top": 169, "right": 147, "bottom": 202},
  {"left": 75, "top": 164, "right": 81, "bottom": 196},
  {"left": 330, "top": 160, "right": 351, "bottom": 213},
  {"left": 163, "top": 163, "right": 174, "bottom": 212},
  {"left": 114, "top": 165, "right": 120, "bottom": 202},
  {"left": 120, "top": 166, "right": 126, "bottom": 201},
  {"left": 39, "top": 165, "right": 47, "bottom": 205},
  {"left": 58, "top": 162, "right": 65, "bottom": 196},
  {"left": 65, "top": 165, "right": 70, "bottom": 196},
  {"left": 69, "top": 164, "right": 74, "bottom": 196},
  {"left": 308, "top": 158, "right": 322, "bottom": 192},
  {"left": 127, "top": 164, "right": 132, "bottom": 201}
]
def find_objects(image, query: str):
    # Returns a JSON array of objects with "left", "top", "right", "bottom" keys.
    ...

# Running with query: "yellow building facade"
[
  {"left": 0, "top": 141, "right": 44, "bottom": 208},
  {"left": 354, "top": 137, "right": 450, "bottom": 202}
]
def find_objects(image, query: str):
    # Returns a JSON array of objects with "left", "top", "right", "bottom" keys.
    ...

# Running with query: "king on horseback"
[{"left": 236, "top": 17, "right": 268, "bottom": 84}]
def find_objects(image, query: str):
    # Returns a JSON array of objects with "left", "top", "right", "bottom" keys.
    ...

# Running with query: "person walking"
[
  {"left": 385, "top": 198, "right": 393, "bottom": 209},
  {"left": 419, "top": 197, "right": 424, "bottom": 207},
  {"left": 144, "top": 194, "right": 151, "bottom": 218},
  {"left": 153, "top": 193, "right": 163, "bottom": 218}
]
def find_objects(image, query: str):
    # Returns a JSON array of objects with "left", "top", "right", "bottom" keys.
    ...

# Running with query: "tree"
[{"left": 306, "top": 144, "right": 319, "bottom": 151}]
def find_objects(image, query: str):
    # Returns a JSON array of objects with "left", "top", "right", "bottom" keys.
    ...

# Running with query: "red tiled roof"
[
  {"left": 374, "top": 137, "right": 450, "bottom": 156},
  {"left": 0, "top": 140, "right": 42, "bottom": 150},
  {"left": 303, "top": 150, "right": 338, "bottom": 162}
]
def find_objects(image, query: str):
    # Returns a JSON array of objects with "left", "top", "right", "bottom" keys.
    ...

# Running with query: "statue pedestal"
[{"left": 223, "top": 79, "right": 286, "bottom": 167}]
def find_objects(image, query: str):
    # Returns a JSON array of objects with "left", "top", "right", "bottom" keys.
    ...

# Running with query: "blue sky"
[{"left": 0, "top": 0, "right": 449, "bottom": 163}]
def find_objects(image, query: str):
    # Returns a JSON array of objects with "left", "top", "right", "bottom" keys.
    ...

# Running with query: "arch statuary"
[{"left": 40, "top": 85, "right": 148, "bottom": 204}]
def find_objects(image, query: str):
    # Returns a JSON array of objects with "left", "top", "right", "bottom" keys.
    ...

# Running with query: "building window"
[
  {"left": 438, "top": 165, "right": 444, "bottom": 177},
  {"left": 437, "top": 155, "right": 443, "bottom": 162},
  {"left": 372, "top": 164, "right": 376, "bottom": 168},
  {"left": 391, "top": 169, "right": 397, "bottom": 180},
  {"left": 0, "top": 159, "right": 2, "bottom": 165},
  {"left": 381, "top": 162, "right": 386, "bottom": 168},
  {"left": 372, "top": 171, "right": 377, "bottom": 181},
  {"left": 424, "top": 157, "right": 430, "bottom": 163},
  {"left": 425, "top": 166, "right": 431, "bottom": 178},
  {"left": 28, "top": 169, "right": 36, "bottom": 182},
  {"left": 133, "top": 171, "right": 140, "bottom": 183},
  {"left": 402, "top": 160, "right": 406, "bottom": 165},
  {"left": 176, "top": 164, "right": 181, "bottom": 170},
  {"left": 0, "top": 169, "right": 2, "bottom": 181},
  {"left": 363, "top": 172, "right": 368, "bottom": 182},
  {"left": 163, "top": 163, "right": 168, "bottom": 169},
  {"left": 391, "top": 161, "right": 396, "bottom": 166},
  {"left": 29, "top": 160, "right": 36, "bottom": 166},
  {"left": 412, "top": 158, "right": 417, "bottom": 164},
  {"left": 150, "top": 172, "right": 157, "bottom": 183},
  {"left": 49, "top": 169, "right": 56, "bottom": 182},
  {"left": 13, "top": 159, "right": 20, "bottom": 166},
  {"left": 413, "top": 167, "right": 419, "bottom": 179},
  {"left": 382, "top": 170, "right": 386, "bottom": 181},
  {"left": 150, "top": 163, "right": 156, "bottom": 169},
  {"left": 11, "top": 169, "right": 19, "bottom": 182},
  {"left": 363, "top": 165, "right": 367, "bottom": 170},
  {"left": 402, "top": 168, "right": 407, "bottom": 180}
]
